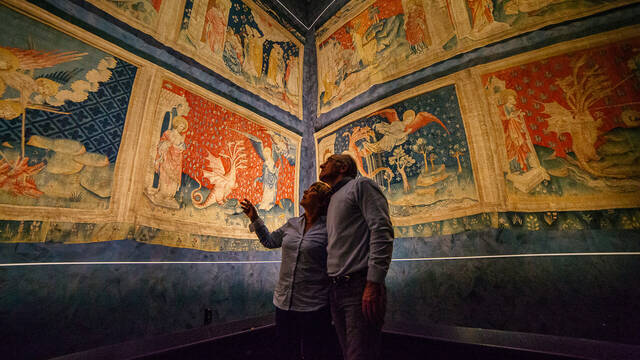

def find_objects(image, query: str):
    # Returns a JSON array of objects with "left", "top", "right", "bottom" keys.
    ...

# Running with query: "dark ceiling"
[{"left": 270, "top": 0, "right": 341, "bottom": 31}]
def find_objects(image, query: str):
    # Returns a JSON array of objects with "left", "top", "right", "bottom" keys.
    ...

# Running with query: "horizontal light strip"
[
  {"left": 0, "top": 260, "right": 281, "bottom": 267},
  {"left": 0, "top": 252, "right": 638, "bottom": 267},
  {"left": 392, "top": 252, "right": 640, "bottom": 262}
]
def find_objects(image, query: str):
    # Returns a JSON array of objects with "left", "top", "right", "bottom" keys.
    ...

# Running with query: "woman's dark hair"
[{"left": 310, "top": 181, "right": 331, "bottom": 216}]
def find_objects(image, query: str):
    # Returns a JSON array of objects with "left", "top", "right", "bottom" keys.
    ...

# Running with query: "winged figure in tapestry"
[
  {"left": 316, "top": 85, "right": 478, "bottom": 224},
  {"left": 362, "top": 108, "right": 450, "bottom": 154},
  {"left": 0, "top": 5, "right": 137, "bottom": 210}
]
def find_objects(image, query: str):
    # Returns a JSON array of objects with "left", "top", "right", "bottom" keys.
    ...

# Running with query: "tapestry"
[
  {"left": 392, "top": 208, "right": 640, "bottom": 238},
  {"left": 315, "top": 78, "right": 484, "bottom": 226},
  {"left": 0, "top": 3, "right": 138, "bottom": 214},
  {"left": 87, "top": 0, "right": 164, "bottom": 34},
  {"left": 316, "top": 0, "right": 636, "bottom": 114},
  {"left": 0, "top": 219, "right": 134, "bottom": 244},
  {"left": 252, "top": 0, "right": 305, "bottom": 42},
  {"left": 476, "top": 26, "right": 640, "bottom": 211},
  {"left": 176, "top": 0, "right": 303, "bottom": 118},
  {"left": 135, "top": 76, "right": 301, "bottom": 240}
]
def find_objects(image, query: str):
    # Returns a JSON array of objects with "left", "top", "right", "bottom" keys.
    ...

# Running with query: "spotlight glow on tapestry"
[
  {"left": 177, "top": 0, "right": 303, "bottom": 118},
  {"left": 478, "top": 32, "right": 640, "bottom": 211},
  {"left": 316, "top": 84, "right": 480, "bottom": 226},
  {"left": 0, "top": 4, "right": 137, "bottom": 210},
  {"left": 138, "top": 78, "right": 300, "bottom": 239},
  {"left": 316, "top": 0, "right": 635, "bottom": 114}
]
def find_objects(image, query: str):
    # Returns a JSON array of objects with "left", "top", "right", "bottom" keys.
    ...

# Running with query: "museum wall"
[
  {"left": 0, "top": 0, "right": 309, "bottom": 358},
  {"left": 314, "top": 0, "right": 640, "bottom": 347},
  {"left": 1, "top": 0, "right": 640, "bottom": 358}
]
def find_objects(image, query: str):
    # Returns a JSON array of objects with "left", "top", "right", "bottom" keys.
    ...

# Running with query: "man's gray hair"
[{"left": 332, "top": 154, "right": 358, "bottom": 178}]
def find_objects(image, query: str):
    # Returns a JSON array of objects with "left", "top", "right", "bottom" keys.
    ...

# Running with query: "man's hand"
[
  {"left": 240, "top": 199, "right": 258, "bottom": 222},
  {"left": 362, "top": 281, "right": 386, "bottom": 327}
]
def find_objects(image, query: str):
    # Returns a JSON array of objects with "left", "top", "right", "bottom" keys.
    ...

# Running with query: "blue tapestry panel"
[{"left": 0, "top": 59, "right": 137, "bottom": 164}]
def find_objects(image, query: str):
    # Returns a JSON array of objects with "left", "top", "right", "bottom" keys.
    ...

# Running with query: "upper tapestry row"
[
  {"left": 315, "top": 0, "right": 638, "bottom": 115},
  {"left": 15, "top": 0, "right": 636, "bottom": 120},
  {"left": 85, "top": 0, "right": 304, "bottom": 118}
]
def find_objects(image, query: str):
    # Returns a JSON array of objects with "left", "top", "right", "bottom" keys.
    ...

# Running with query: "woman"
[{"left": 240, "top": 182, "right": 334, "bottom": 360}]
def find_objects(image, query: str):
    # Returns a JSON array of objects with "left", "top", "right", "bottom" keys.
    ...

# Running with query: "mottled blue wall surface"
[
  {"left": 0, "top": 240, "right": 279, "bottom": 359},
  {"left": 387, "top": 229, "right": 640, "bottom": 345},
  {"left": 300, "top": 30, "right": 319, "bottom": 203}
]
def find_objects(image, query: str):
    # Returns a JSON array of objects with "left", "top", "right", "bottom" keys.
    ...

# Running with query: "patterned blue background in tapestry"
[{"left": 0, "top": 59, "right": 136, "bottom": 164}]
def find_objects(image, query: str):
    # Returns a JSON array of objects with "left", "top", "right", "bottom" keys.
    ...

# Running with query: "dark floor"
[{"left": 139, "top": 326, "right": 579, "bottom": 360}]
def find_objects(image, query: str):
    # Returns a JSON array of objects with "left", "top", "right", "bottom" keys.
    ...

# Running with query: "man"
[{"left": 319, "top": 154, "right": 394, "bottom": 360}]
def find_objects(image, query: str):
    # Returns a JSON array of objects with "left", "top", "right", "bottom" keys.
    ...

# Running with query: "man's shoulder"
[
  {"left": 354, "top": 176, "right": 381, "bottom": 190},
  {"left": 355, "top": 176, "right": 375, "bottom": 184},
  {"left": 332, "top": 177, "right": 380, "bottom": 199}
]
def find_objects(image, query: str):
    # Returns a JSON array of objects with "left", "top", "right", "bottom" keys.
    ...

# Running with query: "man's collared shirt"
[
  {"left": 251, "top": 215, "right": 329, "bottom": 311},
  {"left": 326, "top": 177, "right": 394, "bottom": 283}
]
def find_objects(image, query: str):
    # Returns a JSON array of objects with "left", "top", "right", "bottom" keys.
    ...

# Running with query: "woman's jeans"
[{"left": 275, "top": 305, "right": 335, "bottom": 360}]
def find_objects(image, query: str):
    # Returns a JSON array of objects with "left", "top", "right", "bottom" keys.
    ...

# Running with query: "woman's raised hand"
[{"left": 240, "top": 199, "right": 259, "bottom": 222}]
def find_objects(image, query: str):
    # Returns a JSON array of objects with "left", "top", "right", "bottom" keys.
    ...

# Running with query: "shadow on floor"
[{"left": 139, "top": 326, "right": 579, "bottom": 360}]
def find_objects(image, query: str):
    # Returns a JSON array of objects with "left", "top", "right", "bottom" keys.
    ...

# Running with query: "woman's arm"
[
  {"left": 250, "top": 217, "right": 284, "bottom": 249},
  {"left": 241, "top": 199, "right": 284, "bottom": 248}
]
